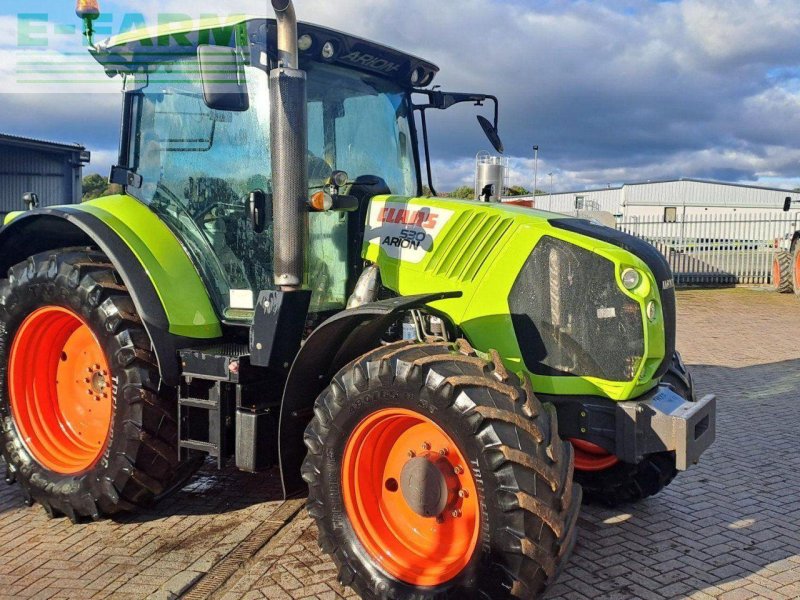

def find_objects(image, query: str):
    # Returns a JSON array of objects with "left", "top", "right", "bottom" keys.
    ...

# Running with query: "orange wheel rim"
[
  {"left": 8, "top": 306, "right": 112, "bottom": 474},
  {"left": 795, "top": 252, "right": 800, "bottom": 287},
  {"left": 570, "top": 438, "right": 620, "bottom": 471},
  {"left": 341, "top": 408, "right": 479, "bottom": 586},
  {"left": 773, "top": 257, "right": 781, "bottom": 286}
]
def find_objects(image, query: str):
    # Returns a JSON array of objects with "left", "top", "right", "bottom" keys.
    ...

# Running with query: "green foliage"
[
  {"left": 82, "top": 174, "right": 122, "bottom": 201},
  {"left": 506, "top": 185, "right": 531, "bottom": 197},
  {"left": 421, "top": 185, "right": 434, "bottom": 197},
  {"left": 448, "top": 185, "right": 476, "bottom": 199}
]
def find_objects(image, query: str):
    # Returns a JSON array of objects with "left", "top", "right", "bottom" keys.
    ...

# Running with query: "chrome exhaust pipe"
[
  {"left": 272, "top": 0, "right": 298, "bottom": 69},
  {"left": 269, "top": 0, "right": 308, "bottom": 289}
]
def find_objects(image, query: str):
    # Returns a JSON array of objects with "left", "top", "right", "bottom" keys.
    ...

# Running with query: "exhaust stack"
[{"left": 269, "top": 0, "right": 308, "bottom": 289}]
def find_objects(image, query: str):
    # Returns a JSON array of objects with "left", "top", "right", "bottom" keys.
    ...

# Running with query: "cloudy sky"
[{"left": 2, "top": 0, "right": 799, "bottom": 193}]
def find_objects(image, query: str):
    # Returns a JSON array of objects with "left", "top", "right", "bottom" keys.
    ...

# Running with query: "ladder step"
[
  {"left": 179, "top": 397, "right": 219, "bottom": 409},
  {"left": 179, "top": 440, "right": 220, "bottom": 456}
]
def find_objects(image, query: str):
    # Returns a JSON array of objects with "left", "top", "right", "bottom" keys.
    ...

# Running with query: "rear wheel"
[
  {"left": 573, "top": 352, "right": 693, "bottom": 507},
  {"left": 770, "top": 250, "right": 793, "bottom": 293},
  {"left": 303, "top": 340, "right": 581, "bottom": 599},
  {"left": 0, "top": 248, "right": 199, "bottom": 520}
]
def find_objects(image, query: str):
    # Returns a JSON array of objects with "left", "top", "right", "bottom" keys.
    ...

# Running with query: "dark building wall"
[{"left": 0, "top": 139, "right": 86, "bottom": 217}]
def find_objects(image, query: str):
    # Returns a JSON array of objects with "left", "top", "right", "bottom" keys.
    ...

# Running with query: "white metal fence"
[{"left": 617, "top": 213, "right": 800, "bottom": 286}]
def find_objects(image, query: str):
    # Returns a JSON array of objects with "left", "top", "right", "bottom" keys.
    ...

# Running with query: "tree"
[
  {"left": 448, "top": 185, "right": 475, "bottom": 199},
  {"left": 421, "top": 185, "right": 434, "bottom": 197},
  {"left": 506, "top": 185, "right": 531, "bottom": 197},
  {"left": 82, "top": 174, "right": 122, "bottom": 201}
]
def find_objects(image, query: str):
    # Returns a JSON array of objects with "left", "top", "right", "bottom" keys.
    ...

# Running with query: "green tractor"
[{"left": 0, "top": 1, "right": 715, "bottom": 597}]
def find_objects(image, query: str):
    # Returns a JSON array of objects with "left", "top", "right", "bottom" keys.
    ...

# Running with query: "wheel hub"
[
  {"left": 90, "top": 369, "right": 108, "bottom": 395},
  {"left": 400, "top": 454, "right": 459, "bottom": 518}
]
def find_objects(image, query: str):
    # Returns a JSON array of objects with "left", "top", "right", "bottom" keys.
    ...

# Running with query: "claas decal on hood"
[{"left": 365, "top": 200, "right": 454, "bottom": 264}]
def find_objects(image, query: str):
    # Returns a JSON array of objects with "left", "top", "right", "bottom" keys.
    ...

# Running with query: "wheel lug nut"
[
  {"left": 422, "top": 442, "right": 431, "bottom": 451},
  {"left": 458, "top": 489, "right": 469, "bottom": 499},
  {"left": 454, "top": 466, "right": 464, "bottom": 475},
  {"left": 439, "top": 448, "right": 449, "bottom": 456},
  {"left": 407, "top": 450, "right": 416, "bottom": 458},
  {"left": 452, "top": 509, "right": 462, "bottom": 518}
]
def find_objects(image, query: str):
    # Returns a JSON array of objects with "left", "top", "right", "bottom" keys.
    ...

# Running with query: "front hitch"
[{"left": 616, "top": 388, "right": 716, "bottom": 470}]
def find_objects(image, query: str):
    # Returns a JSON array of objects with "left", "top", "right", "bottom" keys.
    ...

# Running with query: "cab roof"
[{"left": 91, "top": 16, "right": 439, "bottom": 89}]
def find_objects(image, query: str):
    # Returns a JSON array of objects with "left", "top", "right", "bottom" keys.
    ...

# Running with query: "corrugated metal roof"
[
  {"left": 0, "top": 133, "right": 85, "bottom": 153},
  {"left": 547, "top": 178, "right": 797, "bottom": 197},
  {"left": 523, "top": 178, "right": 800, "bottom": 214}
]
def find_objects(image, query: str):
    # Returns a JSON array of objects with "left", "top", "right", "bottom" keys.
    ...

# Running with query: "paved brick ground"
[{"left": 1, "top": 288, "right": 800, "bottom": 599}]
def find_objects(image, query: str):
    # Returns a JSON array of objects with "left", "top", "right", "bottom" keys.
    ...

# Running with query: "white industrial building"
[{"left": 505, "top": 179, "right": 800, "bottom": 221}]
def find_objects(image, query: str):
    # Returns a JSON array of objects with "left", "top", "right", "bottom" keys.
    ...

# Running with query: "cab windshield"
[{"left": 129, "top": 56, "right": 416, "bottom": 319}]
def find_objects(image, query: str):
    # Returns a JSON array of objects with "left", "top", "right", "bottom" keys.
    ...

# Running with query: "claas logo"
[{"left": 379, "top": 207, "right": 439, "bottom": 229}]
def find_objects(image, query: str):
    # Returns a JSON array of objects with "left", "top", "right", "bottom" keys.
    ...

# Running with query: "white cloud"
[
  {"left": 681, "top": 0, "right": 800, "bottom": 67},
  {"left": 3, "top": 0, "right": 800, "bottom": 191}
]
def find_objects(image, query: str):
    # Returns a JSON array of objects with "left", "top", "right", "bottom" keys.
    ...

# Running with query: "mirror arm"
[
  {"left": 488, "top": 95, "right": 500, "bottom": 131},
  {"left": 414, "top": 90, "right": 501, "bottom": 131}
]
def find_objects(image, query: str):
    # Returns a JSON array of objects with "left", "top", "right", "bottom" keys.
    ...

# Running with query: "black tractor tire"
[
  {"left": 303, "top": 340, "right": 581, "bottom": 600},
  {"left": 0, "top": 248, "right": 200, "bottom": 521},
  {"left": 771, "top": 250, "right": 793, "bottom": 293},
  {"left": 792, "top": 246, "right": 800, "bottom": 296},
  {"left": 575, "top": 351, "right": 694, "bottom": 507}
]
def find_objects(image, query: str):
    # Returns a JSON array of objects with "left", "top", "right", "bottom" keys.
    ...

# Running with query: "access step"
[{"left": 177, "top": 344, "right": 281, "bottom": 472}]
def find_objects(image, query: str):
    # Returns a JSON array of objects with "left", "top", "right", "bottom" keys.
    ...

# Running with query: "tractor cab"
[{"left": 90, "top": 17, "right": 493, "bottom": 322}]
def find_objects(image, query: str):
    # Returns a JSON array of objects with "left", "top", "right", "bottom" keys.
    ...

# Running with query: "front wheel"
[{"left": 303, "top": 340, "right": 581, "bottom": 599}]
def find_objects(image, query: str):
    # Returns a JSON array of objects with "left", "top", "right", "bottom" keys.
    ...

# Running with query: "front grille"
[
  {"left": 549, "top": 218, "right": 676, "bottom": 379},
  {"left": 509, "top": 236, "right": 645, "bottom": 381}
]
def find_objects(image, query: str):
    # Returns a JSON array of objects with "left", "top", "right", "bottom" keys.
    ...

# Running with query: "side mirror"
[
  {"left": 477, "top": 115, "right": 504, "bottom": 154},
  {"left": 481, "top": 183, "right": 494, "bottom": 202},
  {"left": 249, "top": 190, "right": 270, "bottom": 233},
  {"left": 198, "top": 45, "right": 250, "bottom": 112},
  {"left": 22, "top": 192, "right": 39, "bottom": 210},
  {"left": 783, "top": 196, "right": 792, "bottom": 212}
]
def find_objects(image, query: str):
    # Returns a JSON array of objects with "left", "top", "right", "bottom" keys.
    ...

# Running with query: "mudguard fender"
[
  {"left": 278, "top": 291, "right": 460, "bottom": 497},
  {"left": 0, "top": 202, "right": 221, "bottom": 385}
]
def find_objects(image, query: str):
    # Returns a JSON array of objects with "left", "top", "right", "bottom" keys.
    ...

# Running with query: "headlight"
[
  {"left": 647, "top": 300, "right": 658, "bottom": 321},
  {"left": 330, "top": 170, "right": 349, "bottom": 188},
  {"left": 298, "top": 34, "right": 313, "bottom": 52},
  {"left": 321, "top": 41, "right": 337, "bottom": 60},
  {"left": 621, "top": 268, "right": 640, "bottom": 290}
]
